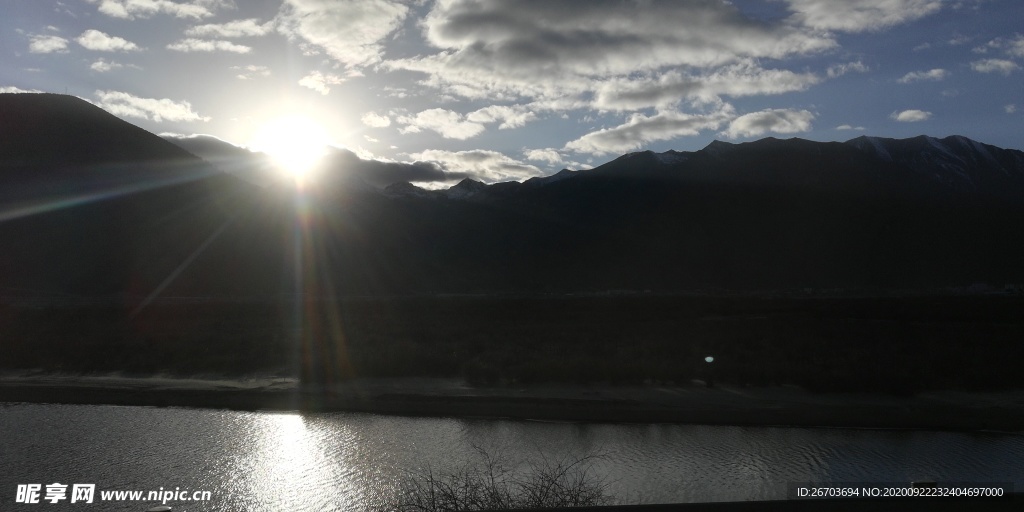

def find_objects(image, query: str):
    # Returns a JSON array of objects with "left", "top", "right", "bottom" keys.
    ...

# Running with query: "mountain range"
[{"left": 2, "top": 92, "right": 1023, "bottom": 300}]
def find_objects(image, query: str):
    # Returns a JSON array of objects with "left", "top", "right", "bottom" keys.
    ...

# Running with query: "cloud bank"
[
  {"left": 722, "top": 109, "right": 815, "bottom": 139},
  {"left": 276, "top": 0, "right": 409, "bottom": 68}
]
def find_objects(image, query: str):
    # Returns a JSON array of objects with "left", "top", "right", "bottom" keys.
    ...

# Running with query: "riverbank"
[{"left": 2, "top": 374, "right": 1023, "bottom": 432}]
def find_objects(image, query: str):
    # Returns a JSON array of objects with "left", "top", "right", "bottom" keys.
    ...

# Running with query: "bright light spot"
[
  {"left": 705, "top": 356, "right": 714, "bottom": 363},
  {"left": 250, "top": 413, "right": 319, "bottom": 501},
  {"left": 250, "top": 116, "right": 330, "bottom": 184}
]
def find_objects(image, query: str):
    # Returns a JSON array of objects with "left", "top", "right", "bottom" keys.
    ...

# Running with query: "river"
[{"left": 1, "top": 403, "right": 1021, "bottom": 510}]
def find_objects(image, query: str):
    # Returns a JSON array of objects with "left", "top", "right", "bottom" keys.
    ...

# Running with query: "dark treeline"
[{"left": 3, "top": 295, "right": 1023, "bottom": 394}]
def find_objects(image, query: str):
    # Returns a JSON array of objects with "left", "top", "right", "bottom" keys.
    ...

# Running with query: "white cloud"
[
  {"left": 408, "top": 149, "right": 542, "bottom": 183},
  {"left": 524, "top": 148, "right": 564, "bottom": 166},
  {"left": 594, "top": 63, "right": 821, "bottom": 110},
  {"left": 950, "top": 0, "right": 987, "bottom": 9},
  {"left": 157, "top": 131, "right": 192, "bottom": 138},
  {"left": 91, "top": 0, "right": 139, "bottom": 18},
  {"left": 466, "top": 105, "right": 537, "bottom": 129},
  {"left": 722, "top": 108, "right": 815, "bottom": 139},
  {"left": 398, "top": 109, "right": 486, "bottom": 140},
  {"left": 276, "top": 0, "right": 409, "bottom": 68},
  {"left": 948, "top": 34, "right": 972, "bottom": 46},
  {"left": 0, "top": 86, "right": 44, "bottom": 94},
  {"left": 565, "top": 108, "right": 734, "bottom": 155},
  {"left": 361, "top": 111, "right": 392, "bottom": 128},
  {"left": 87, "top": 0, "right": 223, "bottom": 20},
  {"left": 197, "top": 0, "right": 235, "bottom": 9},
  {"left": 431, "top": 1, "right": 833, "bottom": 72},
  {"left": 388, "top": 1, "right": 834, "bottom": 104},
  {"left": 785, "top": 0, "right": 942, "bottom": 32},
  {"left": 973, "top": 35, "right": 1024, "bottom": 58},
  {"left": 1005, "top": 104, "right": 1017, "bottom": 114},
  {"left": 970, "top": 58, "right": 1020, "bottom": 75},
  {"left": 95, "top": 90, "right": 210, "bottom": 122},
  {"left": 890, "top": 109, "right": 932, "bottom": 122},
  {"left": 186, "top": 18, "right": 272, "bottom": 38},
  {"left": 383, "top": 86, "right": 409, "bottom": 99},
  {"left": 76, "top": 29, "right": 141, "bottom": 52},
  {"left": 90, "top": 59, "right": 136, "bottom": 72},
  {"left": 90, "top": 60, "right": 119, "bottom": 72},
  {"left": 826, "top": 60, "right": 869, "bottom": 78},
  {"left": 897, "top": 68, "right": 949, "bottom": 83},
  {"left": 29, "top": 34, "right": 69, "bottom": 54},
  {"left": 232, "top": 65, "right": 270, "bottom": 80},
  {"left": 1008, "top": 36, "right": 1024, "bottom": 58},
  {"left": 167, "top": 38, "right": 251, "bottom": 53},
  {"left": 297, "top": 70, "right": 359, "bottom": 95},
  {"left": 836, "top": 124, "right": 866, "bottom": 131}
]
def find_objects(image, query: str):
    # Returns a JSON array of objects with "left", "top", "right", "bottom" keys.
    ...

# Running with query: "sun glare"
[{"left": 250, "top": 116, "right": 330, "bottom": 184}]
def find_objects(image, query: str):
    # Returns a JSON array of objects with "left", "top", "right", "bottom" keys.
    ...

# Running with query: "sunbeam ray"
[
  {"left": 289, "top": 189, "right": 355, "bottom": 394},
  {"left": 0, "top": 164, "right": 218, "bottom": 224}
]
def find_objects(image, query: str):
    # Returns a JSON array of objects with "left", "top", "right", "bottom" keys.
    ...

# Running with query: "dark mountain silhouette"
[
  {"left": 845, "top": 134, "right": 1024, "bottom": 200},
  {"left": 1, "top": 93, "right": 1022, "bottom": 301},
  {"left": 160, "top": 133, "right": 251, "bottom": 161},
  {"left": 1, "top": 93, "right": 199, "bottom": 168},
  {"left": 162, "top": 133, "right": 281, "bottom": 187},
  {"left": 353, "top": 135, "right": 1024, "bottom": 293},
  {"left": 0, "top": 93, "right": 258, "bottom": 299}
]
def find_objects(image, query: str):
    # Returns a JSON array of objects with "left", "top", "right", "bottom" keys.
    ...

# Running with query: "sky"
[{"left": 2, "top": 0, "right": 1023, "bottom": 187}]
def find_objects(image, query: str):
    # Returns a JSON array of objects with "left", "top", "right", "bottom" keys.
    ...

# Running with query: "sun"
[{"left": 250, "top": 116, "right": 330, "bottom": 184}]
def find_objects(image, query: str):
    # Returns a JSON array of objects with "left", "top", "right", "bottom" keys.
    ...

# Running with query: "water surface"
[{"left": 1, "top": 403, "right": 1021, "bottom": 510}]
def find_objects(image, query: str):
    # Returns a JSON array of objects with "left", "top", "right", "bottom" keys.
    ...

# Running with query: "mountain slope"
[
  {"left": 0, "top": 93, "right": 263, "bottom": 300},
  {"left": 0, "top": 93, "right": 200, "bottom": 168}
]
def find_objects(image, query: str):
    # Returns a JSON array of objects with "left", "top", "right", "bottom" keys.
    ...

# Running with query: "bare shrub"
[{"left": 382, "top": 446, "right": 613, "bottom": 511}]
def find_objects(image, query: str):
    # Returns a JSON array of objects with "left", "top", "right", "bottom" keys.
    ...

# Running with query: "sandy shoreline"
[{"left": 2, "top": 375, "right": 1023, "bottom": 432}]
